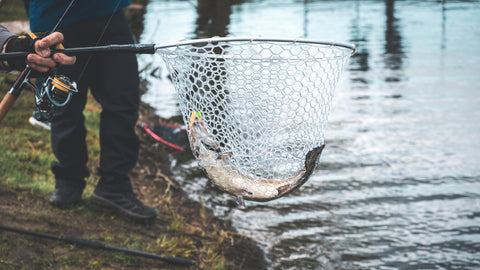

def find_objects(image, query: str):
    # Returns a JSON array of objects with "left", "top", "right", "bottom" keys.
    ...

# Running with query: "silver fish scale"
[{"left": 157, "top": 37, "right": 353, "bottom": 181}]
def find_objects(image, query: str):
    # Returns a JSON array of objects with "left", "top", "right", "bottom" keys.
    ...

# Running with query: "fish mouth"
[{"left": 188, "top": 111, "right": 203, "bottom": 129}]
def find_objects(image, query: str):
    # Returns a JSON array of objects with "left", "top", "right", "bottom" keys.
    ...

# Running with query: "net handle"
[
  {"left": 154, "top": 36, "right": 356, "bottom": 55},
  {"left": 0, "top": 37, "right": 355, "bottom": 61}
]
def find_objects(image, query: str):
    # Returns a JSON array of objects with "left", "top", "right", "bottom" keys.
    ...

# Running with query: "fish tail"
[
  {"left": 304, "top": 144, "right": 325, "bottom": 178},
  {"left": 282, "top": 144, "right": 325, "bottom": 191},
  {"left": 262, "top": 145, "right": 326, "bottom": 201}
]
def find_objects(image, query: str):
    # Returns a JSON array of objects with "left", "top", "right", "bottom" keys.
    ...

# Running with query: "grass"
[
  {"left": 0, "top": 75, "right": 56, "bottom": 193},
  {"left": 0, "top": 1, "right": 28, "bottom": 22},
  {"left": 0, "top": 74, "right": 101, "bottom": 195}
]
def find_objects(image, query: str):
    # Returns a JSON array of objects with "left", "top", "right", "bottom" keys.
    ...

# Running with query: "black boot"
[
  {"left": 91, "top": 189, "right": 157, "bottom": 222},
  {"left": 50, "top": 186, "right": 83, "bottom": 209}
]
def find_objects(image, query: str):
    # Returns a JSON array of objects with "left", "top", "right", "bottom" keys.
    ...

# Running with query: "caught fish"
[{"left": 188, "top": 111, "right": 324, "bottom": 206}]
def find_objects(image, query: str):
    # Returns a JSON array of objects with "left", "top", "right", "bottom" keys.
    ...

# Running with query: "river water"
[{"left": 137, "top": 0, "right": 480, "bottom": 269}]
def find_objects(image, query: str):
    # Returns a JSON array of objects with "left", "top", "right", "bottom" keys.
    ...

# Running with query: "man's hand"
[
  {"left": 26, "top": 32, "right": 76, "bottom": 73},
  {"left": 3, "top": 31, "right": 76, "bottom": 72}
]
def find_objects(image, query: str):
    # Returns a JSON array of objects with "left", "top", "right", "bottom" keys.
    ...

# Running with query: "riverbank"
[{"left": 0, "top": 2, "right": 267, "bottom": 269}]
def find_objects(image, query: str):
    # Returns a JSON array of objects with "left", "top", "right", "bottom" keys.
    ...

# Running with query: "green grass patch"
[
  {"left": 0, "top": 73, "right": 101, "bottom": 195},
  {"left": 0, "top": 1, "right": 28, "bottom": 22}
]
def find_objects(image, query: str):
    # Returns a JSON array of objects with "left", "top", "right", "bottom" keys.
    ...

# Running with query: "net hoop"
[{"left": 155, "top": 36, "right": 356, "bottom": 56}]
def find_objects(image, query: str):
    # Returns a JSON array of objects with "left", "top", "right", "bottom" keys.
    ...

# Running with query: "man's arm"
[
  {"left": 0, "top": 24, "right": 17, "bottom": 46},
  {"left": 0, "top": 24, "right": 18, "bottom": 70}
]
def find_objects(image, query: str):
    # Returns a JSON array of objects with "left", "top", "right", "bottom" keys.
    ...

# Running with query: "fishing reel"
[{"left": 29, "top": 74, "right": 78, "bottom": 122}]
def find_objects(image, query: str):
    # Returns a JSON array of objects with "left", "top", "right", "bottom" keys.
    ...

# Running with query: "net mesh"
[{"left": 157, "top": 38, "right": 353, "bottom": 185}]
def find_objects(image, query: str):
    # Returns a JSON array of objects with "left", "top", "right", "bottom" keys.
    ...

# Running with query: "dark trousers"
[{"left": 51, "top": 11, "right": 140, "bottom": 193}]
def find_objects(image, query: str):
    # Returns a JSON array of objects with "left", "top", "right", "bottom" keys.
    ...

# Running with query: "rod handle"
[{"left": 0, "top": 92, "right": 18, "bottom": 123}]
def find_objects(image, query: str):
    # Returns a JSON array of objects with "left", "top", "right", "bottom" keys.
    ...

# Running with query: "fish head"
[
  {"left": 188, "top": 111, "right": 203, "bottom": 129},
  {"left": 188, "top": 111, "right": 208, "bottom": 139},
  {"left": 187, "top": 112, "right": 205, "bottom": 155},
  {"left": 188, "top": 111, "right": 219, "bottom": 155}
]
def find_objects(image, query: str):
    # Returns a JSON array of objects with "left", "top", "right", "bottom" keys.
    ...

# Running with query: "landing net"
[{"left": 157, "top": 37, "right": 354, "bottom": 187}]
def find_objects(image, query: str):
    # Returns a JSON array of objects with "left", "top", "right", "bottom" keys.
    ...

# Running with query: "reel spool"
[
  {"left": 45, "top": 75, "right": 78, "bottom": 107},
  {"left": 33, "top": 75, "right": 78, "bottom": 121}
]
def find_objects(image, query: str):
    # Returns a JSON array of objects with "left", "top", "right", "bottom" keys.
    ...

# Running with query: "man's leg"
[
  {"left": 88, "top": 11, "right": 156, "bottom": 221},
  {"left": 49, "top": 71, "right": 90, "bottom": 208},
  {"left": 48, "top": 19, "right": 97, "bottom": 208}
]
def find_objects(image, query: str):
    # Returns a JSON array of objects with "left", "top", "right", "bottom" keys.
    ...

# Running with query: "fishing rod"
[
  {"left": 0, "top": 224, "right": 194, "bottom": 266},
  {"left": 0, "top": 44, "right": 157, "bottom": 61}
]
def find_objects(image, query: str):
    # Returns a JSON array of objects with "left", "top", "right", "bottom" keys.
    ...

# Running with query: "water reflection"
[
  {"left": 194, "top": 0, "right": 232, "bottom": 38},
  {"left": 302, "top": 0, "right": 310, "bottom": 38},
  {"left": 349, "top": 0, "right": 370, "bottom": 80},
  {"left": 349, "top": 0, "right": 406, "bottom": 84},
  {"left": 384, "top": 0, "right": 404, "bottom": 74}
]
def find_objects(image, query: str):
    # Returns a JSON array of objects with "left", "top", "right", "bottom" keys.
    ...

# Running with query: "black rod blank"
[
  {"left": 0, "top": 44, "right": 156, "bottom": 61},
  {"left": 0, "top": 224, "right": 194, "bottom": 266}
]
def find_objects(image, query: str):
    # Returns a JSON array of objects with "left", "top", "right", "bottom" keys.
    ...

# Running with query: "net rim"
[{"left": 155, "top": 36, "right": 356, "bottom": 55}]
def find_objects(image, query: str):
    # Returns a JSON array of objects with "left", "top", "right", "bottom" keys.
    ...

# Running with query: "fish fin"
[{"left": 236, "top": 196, "right": 246, "bottom": 208}]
